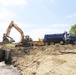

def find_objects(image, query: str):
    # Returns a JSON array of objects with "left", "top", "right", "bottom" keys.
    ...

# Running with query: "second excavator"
[{"left": 3, "top": 21, "right": 32, "bottom": 47}]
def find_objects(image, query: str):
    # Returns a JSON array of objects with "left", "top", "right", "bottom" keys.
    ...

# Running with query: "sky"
[{"left": 0, "top": 0, "right": 76, "bottom": 42}]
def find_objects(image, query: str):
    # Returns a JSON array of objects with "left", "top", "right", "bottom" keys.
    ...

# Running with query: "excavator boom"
[{"left": 4, "top": 21, "right": 24, "bottom": 43}]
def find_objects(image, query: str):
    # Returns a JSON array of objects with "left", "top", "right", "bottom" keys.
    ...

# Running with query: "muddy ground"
[{"left": 10, "top": 44, "right": 76, "bottom": 75}]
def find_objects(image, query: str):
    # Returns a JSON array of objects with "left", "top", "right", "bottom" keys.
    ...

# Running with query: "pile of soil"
[{"left": 11, "top": 44, "right": 76, "bottom": 75}]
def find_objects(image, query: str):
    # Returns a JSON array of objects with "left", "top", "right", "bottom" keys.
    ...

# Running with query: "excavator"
[
  {"left": 2, "top": 21, "right": 32, "bottom": 47},
  {"left": 0, "top": 21, "right": 33, "bottom": 65}
]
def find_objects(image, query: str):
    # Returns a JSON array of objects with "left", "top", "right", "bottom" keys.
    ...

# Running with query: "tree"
[{"left": 69, "top": 24, "right": 76, "bottom": 36}]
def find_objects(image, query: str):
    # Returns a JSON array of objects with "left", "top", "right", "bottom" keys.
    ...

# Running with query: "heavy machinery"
[
  {"left": 2, "top": 21, "right": 32, "bottom": 47},
  {"left": 44, "top": 32, "right": 76, "bottom": 45},
  {"left": 32, "top": 32, "right": 76, "bottom": 46},
  {"left": 0, "top": 21, "right": 33, "bottom": 64},
  {"left": 32, "top": 38, "right": 44, "bottom": 46}
]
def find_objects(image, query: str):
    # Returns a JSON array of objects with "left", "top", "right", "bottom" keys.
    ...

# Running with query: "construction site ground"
[{"left": 9, "top": 44, "right": 76, "bottom": 75}]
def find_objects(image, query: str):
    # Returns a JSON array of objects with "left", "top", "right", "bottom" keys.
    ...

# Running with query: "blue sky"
[{"left": 0, "top": 0, "right": 76, "bottom": 42}]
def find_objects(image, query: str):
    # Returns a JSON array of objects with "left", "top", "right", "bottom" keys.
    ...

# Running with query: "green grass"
[{"left": 5, "top": 43, "right": 15, "bottom": 47}]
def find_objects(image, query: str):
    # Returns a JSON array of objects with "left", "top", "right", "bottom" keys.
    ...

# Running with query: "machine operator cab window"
[{"left": 24, "top": 35, "right": 32, "bottom": 42}]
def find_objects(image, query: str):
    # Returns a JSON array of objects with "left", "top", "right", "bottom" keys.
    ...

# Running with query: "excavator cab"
[
  {"left": 24, "top": 35, "right": 31, "bottom": 42},
  {"left": 20, "top": 35, "right": 33, "bottom": 46}
]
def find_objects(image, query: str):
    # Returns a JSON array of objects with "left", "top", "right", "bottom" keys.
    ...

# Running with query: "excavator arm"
[{"left": 3, "top": 21, "right": 24, "bottom": 43}]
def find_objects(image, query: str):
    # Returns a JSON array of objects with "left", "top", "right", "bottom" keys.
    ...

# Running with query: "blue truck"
[{"left": 44, "top": 32, "right": 76, "bottom": 45}]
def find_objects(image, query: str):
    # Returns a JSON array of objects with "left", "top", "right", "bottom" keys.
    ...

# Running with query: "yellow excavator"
[
  {"left": 0, "top": 21, "right": 33, "bottom": 65},
  {"left": 2, "top": 21, "right": 32, "bottom": 47}
]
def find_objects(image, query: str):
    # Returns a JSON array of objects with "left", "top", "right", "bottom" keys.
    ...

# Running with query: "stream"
[{"left": 0, "top": 62, "right": 21, "bottom": 75}]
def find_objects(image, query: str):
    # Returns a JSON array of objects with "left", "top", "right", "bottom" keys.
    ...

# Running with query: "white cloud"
[
  {"left": 65, "top": 15, "right": 73, "bottom": 19},
  {"left": 38, "top": 0, "right": 54, "bottom": 4},
  {"left": 50, "top": 0, "right": 54, "bottom": 2},
  {"left": 0, "top": 23, "right": 8, "bottom": 29},
  {"left": 0, "top": 9, "right": 16, "bottom": 21},
  {"left": 50, "top": 24, "right": 70, "bottom": 27},
  {"left": 15, "top": 22, "right": 34, "bottom": 27},
  {"left": 74, "top": 14, "right": 76, "bottom": 17},
  {"left": 0, "top": 0, "right": 27, "bottom": 7},
  {"left": 66, "top": 14, "right": 76, "bottom": 19}
]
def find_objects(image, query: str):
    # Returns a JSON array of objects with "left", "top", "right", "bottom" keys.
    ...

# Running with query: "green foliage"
[{"left": 69, "top": 24, "right": 76, "bottom": 36}]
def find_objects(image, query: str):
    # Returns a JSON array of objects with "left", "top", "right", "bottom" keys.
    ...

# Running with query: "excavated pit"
[
  {"left": 0, "top": 46, "right": 21, "bottom": 75},
  {"left": 0, "top": 44, "right": 76, "bottom": 75}
]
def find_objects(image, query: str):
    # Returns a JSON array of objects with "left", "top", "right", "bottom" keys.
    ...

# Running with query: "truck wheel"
[
  {"left": 50, "top": 42, "right": 54, "bottom": 45},
  {"left": 4, "top": 50, "right": 12, "bottom": 64},
  {"left": 73, "top": 40, "right": 76, "bottom": 45},
  {"left": 44, "top": 42, "right": 48, "bottom": 46},
  {"left": 60, "top": 41, "right": 64, "bottom": 45}
]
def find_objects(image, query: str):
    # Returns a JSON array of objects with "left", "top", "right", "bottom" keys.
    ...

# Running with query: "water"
[{"left": 0, "top": 62, "right": 21, "bottom": 75}]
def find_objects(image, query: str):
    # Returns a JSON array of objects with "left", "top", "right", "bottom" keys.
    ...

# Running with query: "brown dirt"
[{"left": 11, "top": 44, "right": 76, "bottom": 75}]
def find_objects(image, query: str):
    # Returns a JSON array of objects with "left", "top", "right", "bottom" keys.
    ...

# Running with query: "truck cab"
[{"left": 69, "top": 35, "right": 76, "bottom": 44}]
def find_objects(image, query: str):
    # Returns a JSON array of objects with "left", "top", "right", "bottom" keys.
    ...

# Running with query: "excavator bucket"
[{"left": 9, "top": 38, "right": 15, "bottom": 42}]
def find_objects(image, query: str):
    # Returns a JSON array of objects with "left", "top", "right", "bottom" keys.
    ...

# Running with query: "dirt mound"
[
  {"left": 11, "top": 45, "right": 76, "bottom": 75},
  {"left": 30, "top": 44, "right": 76, "bottom": 55}
]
